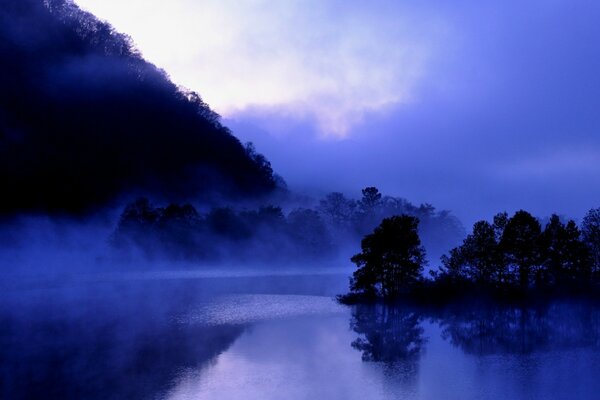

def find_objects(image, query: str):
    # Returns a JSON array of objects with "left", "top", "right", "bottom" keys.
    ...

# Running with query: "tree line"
[
  {"left": 111, "top": 198, "right": 333, "bottom": 262},
  {"left": 110, "top": 187, "right": 464, "bottom": 264},
  {"left": 343, "top": 208, "right": 600, "bottom": 301},
  {"left": 318, "top": 187, "right": 464, "bottom": 258}
]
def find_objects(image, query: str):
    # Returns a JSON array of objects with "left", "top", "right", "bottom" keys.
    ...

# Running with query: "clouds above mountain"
[{"left": 75, "top": 0, "right": 449, "bottom": 136}]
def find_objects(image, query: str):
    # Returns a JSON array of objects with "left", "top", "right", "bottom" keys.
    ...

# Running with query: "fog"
[
  {"left": 2, "top": 1, "right": 600, "bottom": 399},
  {"left": 1, "top": 198, "right": 599, "bottom": 400},
  {"left": 4, "top": 267, "right": 600, "bottom": 399},
  {"left": 223, "top": 0, "right": 600, "bottom": 226}
]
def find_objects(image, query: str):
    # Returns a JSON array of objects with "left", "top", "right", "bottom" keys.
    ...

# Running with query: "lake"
[{"left": 2, "top": 271, "right": 600, "bottom": 399}]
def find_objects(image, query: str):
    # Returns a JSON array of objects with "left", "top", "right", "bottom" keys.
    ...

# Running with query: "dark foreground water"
[{"left": 2, "top": 271, "right": 600, "bottom": 400}]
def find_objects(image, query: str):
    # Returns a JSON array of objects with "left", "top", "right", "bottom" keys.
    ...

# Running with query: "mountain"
[{"left": 0, "top": 0, "right": 281, "bottom": 214}]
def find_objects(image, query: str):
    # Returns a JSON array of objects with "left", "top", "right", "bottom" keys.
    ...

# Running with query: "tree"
[
  {"left": 538, "top": 215, "right": 590, "bottom": 287},
  {"left": 562, "top": 220, "right": 592, "bottom": 284},
  {"left": 492, "top": 212, "right": 509, "bottom": 239},
  {"left": 356, "top": 186, "right": 384, "bottom": 234},
  {"left": 359, "top": 187, "right": 382, "bottom": 214},
  {"left": 540, "top": 215, "right": 569, "bottom": 286},
  {"left": 111, "top": 198, "right": 161, "bottom": 251},
  {"left": 287, "top": 208, "right": 333, "bottom": 257},
  {"left": 441, "top": 220, "right": 504, "bottom": 286},
  {"left": 582, "top": 208, "right": 600, "bottom": 275},
  {"left": 499, "top": 210, "right": 542, "bottom": 290},
  {"left": 350, "top": 215, "right": 426, "bottom": 299},
  {"left": 318, "top": 192, "right": 356, "bottom": 229},
  {"left": 207, "top": 207, "right": 249, "bottom": 239}
]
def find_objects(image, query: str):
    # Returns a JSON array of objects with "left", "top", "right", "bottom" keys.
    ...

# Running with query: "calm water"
[{"left": 2, "top": 271, "right": 600, "bottom": 400}]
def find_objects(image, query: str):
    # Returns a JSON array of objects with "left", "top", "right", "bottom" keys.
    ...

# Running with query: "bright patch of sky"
[
  {"left": 73, "top": 0, "right": 600, "bottom": 223},
  {"left": 75, "top": 0, "right": 449, "bottom": 137}
]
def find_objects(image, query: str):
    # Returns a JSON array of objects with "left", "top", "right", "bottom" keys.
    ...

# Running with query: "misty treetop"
[
  {"left": 0, "top": 0, "right": 280, "bottom": 214},
  {"left": 111, "top": 198, "right": 334, "bottom": 263},
  {"left": 318, "top": 187, "right": 465, "bottom": 258},
  {"left": 342, "top": 208, "right": 600, "bottom": 302},
  {"left": 110, "top": 187, "right": 465, "bottom": 265}
]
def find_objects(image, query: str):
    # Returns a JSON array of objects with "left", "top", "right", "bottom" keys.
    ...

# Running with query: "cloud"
[
  {"left": 71, "top": 0, "right": 600, "bottom": 224},
  {"left": 74, "top": 0, "right": 448, "bottom": 136},
  {"left": 492, "top": 148, "right": 600, "bottom": 180}
]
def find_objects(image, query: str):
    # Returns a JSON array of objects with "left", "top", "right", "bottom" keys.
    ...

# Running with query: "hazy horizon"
[{"left": 74, "top": 0, "right": 600, "bottom": 225}]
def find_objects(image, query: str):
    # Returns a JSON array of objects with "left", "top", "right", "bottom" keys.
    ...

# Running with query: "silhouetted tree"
[
  {"left": 359, "top": 187, "right": 383, "bottom": 214},
  {"left": 562, "top": 220, "right": 592, "bottom": 284},
  {"left": 540, "top": 215, "right": 591, "bottom": 287},
  {"left": 157, "top": 204, "right": 205, "bottom": 258},
  {"left": 350, "top": 215, "right": 426, "bottom": 299},
  {"left": 287, "top": 208, "right": 333, "bottom": 257},
  {"left": 111, "top": 198, "right": 162, "bottom": 254},
  {"left": 111, "top": 200, "right": 341, "bottom": 263},
  {"left": 318, "top": 192, "right": 356, "bottom": 229},
  {"left": 582, "top": 208, "right": 600, "bottom": 276},
  {"left": 117, "top": 198, "right": 160, "bottom": 229},
  {"left": 207, "top": 207, "right": 250, "bottom": 240},
  {"left": 244, "top": 142, "right": 277, "bottom": 183},
  {"left": 355, "top": 187, "right": 384, "bottom": 233},
  {"left": 441, "top": 220, "right": 504, "bottom": 286},
  {"left": 499, "top": 210, "right": 542, "bottom": 290},
  {"left": 540, "top": 215, "right": 569, "bottom": 286},
  {"left": 253, "top": 205, "right": 286, "bottom": 229},
  {"left": 493, "top": 212, "right": 509, "bottom": 239},
  {"left": 317, "top": 187, "right": 464, "bottom": 263},
  {"left": 380, "top": 196, "right": 412, "bottom": 216}
]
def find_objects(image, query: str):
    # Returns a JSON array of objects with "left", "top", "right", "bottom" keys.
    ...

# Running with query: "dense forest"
[
  {"left": 110, "top": 187, "right": 465, "bottom": 264},
  {"left": 0, "top": 0, "right": 280, "bottom": 214},
  {"left": 342, "top": 208, "right": 600, "bottom": 302}
]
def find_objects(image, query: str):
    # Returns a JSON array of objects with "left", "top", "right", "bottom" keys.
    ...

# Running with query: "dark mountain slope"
[{"left": 0, "top": 0, "right": 280, "bottom": 214}]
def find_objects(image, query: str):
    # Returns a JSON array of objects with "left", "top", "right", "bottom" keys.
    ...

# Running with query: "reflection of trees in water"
[
  {"left": 0, "top": 282, "right": 245, "bottom": 400},
  {"left": 350, "top": 304, "right": 425, "bottom": 363},
  {"left": 438, "top": 302, "right": 600, "bottom": 355},
  {"left": 349, "top": 304, "right": 426, "bottom": 388},
  {"left": 350, "top": 301, "right": 600, "bottom": 369}
]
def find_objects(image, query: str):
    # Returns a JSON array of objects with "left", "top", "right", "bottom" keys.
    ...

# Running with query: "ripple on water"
[{"left": 181, "top": 294, "right": 346, "bottom": 326}]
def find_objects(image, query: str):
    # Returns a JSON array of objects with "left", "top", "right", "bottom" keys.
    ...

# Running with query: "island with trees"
[{"left": 339, "top": 208, "right": 600, "bottom": 303}]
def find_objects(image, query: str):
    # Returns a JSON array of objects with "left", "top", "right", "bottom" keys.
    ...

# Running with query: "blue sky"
[{"left": 75, "top": 0, "right": 600, "bottom": 225}]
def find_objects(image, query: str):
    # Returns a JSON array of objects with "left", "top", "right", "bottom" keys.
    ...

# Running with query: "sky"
[{"left": 74, "top": 0, "right": 600, "bottom": 225}]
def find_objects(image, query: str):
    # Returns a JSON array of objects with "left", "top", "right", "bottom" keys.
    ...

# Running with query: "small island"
[{"left": 339, "top": 208, "right": 600, "bottom": 304}]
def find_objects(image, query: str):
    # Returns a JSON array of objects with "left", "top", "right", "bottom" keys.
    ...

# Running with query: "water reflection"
[
  {"left": 438, "top": 302, "right": 600, "bottom": 355},
  {"left": 0, "top": 274, "right": 347, "bottom": 400},
  {"left": 4, "top": 273, "right": 600, "bottom": 400},
  {"left": 350, "top": 304, "right": 426, "bottom": 393},
  {"left": 350, "top": 304, "right": 425, "bottom": 363},
  {"left": 0, "top": 279, "right": 246, "bottom": 400},
  {"left": 350, "top": 301, "right": 600, "bottom": 363}
]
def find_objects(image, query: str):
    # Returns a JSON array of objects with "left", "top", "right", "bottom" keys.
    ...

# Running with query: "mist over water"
[
  {"left": 3, "top": 269, "right": 600, "bottom": 400},
  {"left": 2, "top": 1, "right": 600, "bottom": 399},
  {"left": 1, "top": 207, "right": 599, "bottom": 399}
]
